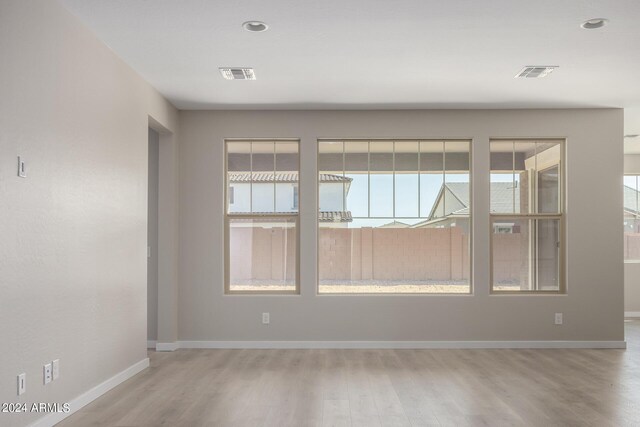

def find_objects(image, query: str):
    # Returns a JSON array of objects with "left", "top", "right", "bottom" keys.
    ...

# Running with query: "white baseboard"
[
  {"left": 625, "top": 311, "right": 640, "bottom": 318},
  {"left": 29, "top": 358, "right": 149, "bottom": 427},
  {"left": 156, "top": 341, "right": 179, "bottom": 352},
  {"left": 178, "top": 340, "right": 626, "bottom": 350},
  {"left": 147, "top": 340, "right": 157, "bottom": 349}
]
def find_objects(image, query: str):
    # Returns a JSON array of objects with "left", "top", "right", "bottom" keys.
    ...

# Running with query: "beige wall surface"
[
  {"left": 0, "top": 1, "right": 177, "bottom": 426},
  {"left": 178, "top": 109, "right": 624, "bottom": 342},
  {"left": 625, "top": 154, "right": 640, "bottom": 174},
  {"left": 625, "top": 154, "right": 640, "bottom": 313}
]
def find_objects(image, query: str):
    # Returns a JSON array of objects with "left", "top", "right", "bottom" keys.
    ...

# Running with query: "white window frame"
[
  {"left": 224, "top": 138, "right": 301, "bottom": 295},
  {"left": 624, "top": 174, "right": 640, "bottom": 263},
  {"left": 489, "top": 139, "right": 565, "bottom": 294},
  {"left": 316, "top": 138, "right": 473, "bottom": 295}
]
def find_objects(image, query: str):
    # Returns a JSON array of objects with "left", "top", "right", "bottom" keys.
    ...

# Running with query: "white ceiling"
[{"left": 61, "top": 0, "right": 640, "bottom": 149}]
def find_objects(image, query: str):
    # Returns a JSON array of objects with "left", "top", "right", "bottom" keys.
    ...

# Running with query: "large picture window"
[
  {"left": 225, "top": 139, "right": 299, "bottom": 294},
  {"left": 624, "top": 175, "right": 640, "bottom": 262},
  {"left": 490, "top": 139, "right": 564, "bottom": 293},
  {"left": 318, "top": 139, "right": 471, "bottom": 294}
]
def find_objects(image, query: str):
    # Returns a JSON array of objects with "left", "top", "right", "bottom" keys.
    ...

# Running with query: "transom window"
[{"left": 318, "top": 139, "right": 471, "bottom": 294}]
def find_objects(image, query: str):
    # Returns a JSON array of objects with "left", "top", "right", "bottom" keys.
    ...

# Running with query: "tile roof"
[
  {"left": 444, "top": 182, "right": 521, "bottom": 214},
  {"left": 228, "top": 172, "right": 351, "bottom": 183},
  {"left": 229, "top": 211, "right": 353, "bottom": 223},
  {"left": 318, "top": 211, "right": 353, "bottom": 222}
]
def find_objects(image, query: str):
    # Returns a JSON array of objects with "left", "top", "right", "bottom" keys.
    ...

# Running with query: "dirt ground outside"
[{"left": 230, "top": 279, "right": 478, "bottom": 293}]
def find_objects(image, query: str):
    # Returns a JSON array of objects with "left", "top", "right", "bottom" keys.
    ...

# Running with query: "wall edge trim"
[
  {"left": 156, "top": 342, "right": 179, "bottom": 352},
  {"left": 177, "top": 340, "right": 627, "bottom": 349}
]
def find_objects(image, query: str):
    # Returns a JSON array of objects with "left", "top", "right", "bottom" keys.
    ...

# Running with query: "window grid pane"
[
  {"left": 225, "top": 139, "right": 299, "bottom": 294},
  {"left": 624, "top": 174, "right": 640, "bottom": 261},
  {"left": 491, "top": 216, "right": 561, "bottom": 292},
  {"left": 489, "top": 139, "right": 564, "bottom": 293},
  {"left": 228, "top": 217, "right": 297, "bottom": 292},
  {"left": 318, "top": 139, "right": 471, "bottom": 294}
]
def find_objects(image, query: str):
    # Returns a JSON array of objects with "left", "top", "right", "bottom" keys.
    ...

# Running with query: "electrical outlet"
[
  {"left": 17, "top": 373, "right": 26, "bottom": 395},
  {"left": 262, "top": 312, "right": 270, "bottom": 325},
  {"left": 555, "top": 313, "right": 563, "bottom": 325},
  {"left": 52, "top": 359, "right": 60, "bottom": 380},
  {"left": 43, "top": 363, "right": 52, "bottom": 385}
]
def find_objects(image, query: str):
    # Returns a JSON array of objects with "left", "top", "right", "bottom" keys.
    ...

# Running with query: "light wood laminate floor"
[{"left": 59, "top": 321, "right": 640, "bottom": 427}]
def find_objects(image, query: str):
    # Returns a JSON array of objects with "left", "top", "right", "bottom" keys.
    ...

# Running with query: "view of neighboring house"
[
  {"left": 229, "top": 176, "right": 640, "bottom": 233},
  {"left": 411, "top": 182, "right": 520, "bottom": 232},
  {"left": 417, "top": 182, "right": 640, "bottom": 234},
  {"left": 228, "top": 171, "right": 353, "bottom": 224}
]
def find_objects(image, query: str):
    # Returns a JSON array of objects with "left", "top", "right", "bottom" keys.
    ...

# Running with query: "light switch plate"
[
  {"left": 262, "top": 312, "right": 270, "bottom": 325},
  {"left": 43, "top": 363, "right": 52, "bottom": 385},
  {"left": 18, "top": 156, "right": 26, "bottom": 178},
  {"left": 18, "top": 373, "right": 26, "bottom": 395}
]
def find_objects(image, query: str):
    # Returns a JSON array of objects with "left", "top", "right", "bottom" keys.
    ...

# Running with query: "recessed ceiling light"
[
  {"left": 243, "top": 21, "right": 268, "bottom": 32},
  {"left": 581, "top": 18, "right": 609, "bottom": 29}
]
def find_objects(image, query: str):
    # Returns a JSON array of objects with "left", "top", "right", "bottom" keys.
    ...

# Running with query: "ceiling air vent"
[
  {"left": 219, "top": 68, "right": 256, "bottom": 80},
  {"left": 515, "top": 66, "right": 558, "bottom": 78}
]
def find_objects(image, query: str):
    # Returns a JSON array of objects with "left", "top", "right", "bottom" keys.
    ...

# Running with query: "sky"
[{"left": 341, "top": 172, "right": 516, "bottom": 227}]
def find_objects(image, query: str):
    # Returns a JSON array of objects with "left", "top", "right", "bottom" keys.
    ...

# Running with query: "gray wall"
[
  {"left": 0, "top": 1, "right": 177, "bottom": 426},
  {"left": 148, "top": 129, "right": 159, "bottom": 341},
  {"left": 177, "top": 109, "right": 624, "bottom": 343}
]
